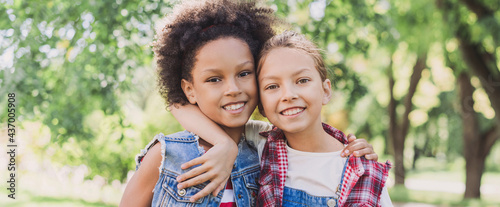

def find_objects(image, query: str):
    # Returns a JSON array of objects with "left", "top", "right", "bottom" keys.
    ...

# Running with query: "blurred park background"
[{"left": 1, "top": 0, "right": 499, "bottom": 206}]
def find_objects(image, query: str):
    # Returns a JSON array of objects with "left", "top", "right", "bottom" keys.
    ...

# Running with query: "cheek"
[
  {"left": 243, "top": 81, "right": 258, "bottom": 98},
  {"left": 259, "top": 94, "right": 275, "bottom": 112},
  {"left": 194, "top": 87, "right": 218, "bottom": 105}
]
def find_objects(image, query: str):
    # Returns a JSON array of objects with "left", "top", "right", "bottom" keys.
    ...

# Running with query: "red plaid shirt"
[{"left": 257, "top": 123, "right": 391, "bottom": 207}]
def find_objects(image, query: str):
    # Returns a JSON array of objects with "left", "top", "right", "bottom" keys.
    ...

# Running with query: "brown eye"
[
  {"left": 297, "top": 78, "right": 310, "bottom": 84},
  {"left": 238, "top": 71, "right": 252, "bottom": 78},
  {"left": 265, "top": 84, "right": 278, "bottom": 90},
  {"left": 207, "top": 77, "right": 221, "bottom": 82}
]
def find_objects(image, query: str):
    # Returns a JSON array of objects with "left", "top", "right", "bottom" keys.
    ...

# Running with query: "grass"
[
  {"left": 389, "top": 185, "right": 500, "bottom": 207},
  {"left": 0, "top": 190, "right": 116, "bottom": 207},
  {"left": 385, "top": 156, "right": 500, "bottom": 206}
]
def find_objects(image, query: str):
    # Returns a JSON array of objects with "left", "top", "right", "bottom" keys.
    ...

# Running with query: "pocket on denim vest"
[
  {"left": 243, "top": 169, "right": 259, "bottom": 190},
  {"left": 159, "top": 174, "right": 205, "bottom": 205}
]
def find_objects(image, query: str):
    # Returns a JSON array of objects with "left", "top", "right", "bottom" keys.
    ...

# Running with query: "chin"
[
  {"left": 278, "top": 123, "right": 308, "bottom": 134},
  {"left": 223, "top": 119, "right": 248, "bottom": 128}
]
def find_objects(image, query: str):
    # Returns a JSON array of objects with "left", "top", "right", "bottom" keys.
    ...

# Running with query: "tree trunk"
[
  {"left": 458, "top": 39, "right": 500, "bottom": 124},
  {"left": 437, "top": 0, "right": 500, "bottom": 198},
  {"left": 388, "top": 54, "right": 427, "bottom": 185},
  {"left": 457, "top": 72, "right": 498, "bottom": 198},
  {"left": 388, "top": 59, "right": 396, "bottom": 157},
  {"left": 456, "top": 13, "right": 500, "bottom": 199},
  {"left": 458, "top": 72, "right": 482, "bottom": 198}
]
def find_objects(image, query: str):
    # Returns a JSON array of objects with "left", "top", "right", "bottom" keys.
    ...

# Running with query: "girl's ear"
[
  {"left": 322, "top": 79, "right": 332, "bottom": 105},
  {"left": 181, "top": 79, "right": 197, "bottom": 104}
]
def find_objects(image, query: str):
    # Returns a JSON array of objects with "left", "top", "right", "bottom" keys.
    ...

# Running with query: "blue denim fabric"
[
  {"left": 281, "top": 158, "right": 348, "bottom": 207},
  {"left": 282, "top": 187, "right": 338, "bottom": 207},
  {"left": 136, "top": 131, "right": 260, "bottom": 207}
]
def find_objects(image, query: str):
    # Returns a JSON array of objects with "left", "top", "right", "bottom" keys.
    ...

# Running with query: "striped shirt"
[{"left": 220, "top": 179, "right": 237, "bottom": 207}]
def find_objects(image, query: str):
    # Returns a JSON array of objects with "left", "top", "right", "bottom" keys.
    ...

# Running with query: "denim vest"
[{"left": 136, "top": 131, "right": 260, "bottom": 207}]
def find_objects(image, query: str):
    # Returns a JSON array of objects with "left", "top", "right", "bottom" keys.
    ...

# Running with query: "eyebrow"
[
  {"left": 259, "top": 68, "right": 312, "bottom": 81},
  {"left": 237, "top": 61, "right": 254, "bottom": 68},
  {"left": 200, "top": 61, "right": 254, "bottom": 74}
]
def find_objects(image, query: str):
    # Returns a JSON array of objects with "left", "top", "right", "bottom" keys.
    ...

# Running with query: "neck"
[
  {"left": 220, "top": 125, "right": 243, "bottom": 144},
  {"left": 284, "top": 122, "right": 343, "bottom": 152},
  {"left": 199, "top": 125, "right": 243, "bottom": 151}
]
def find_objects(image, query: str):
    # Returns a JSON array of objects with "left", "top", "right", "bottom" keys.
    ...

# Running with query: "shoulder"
[
  {"left": 245, "top": 120, "right": 272, "bottom": 132},
  {"left": 135, "top": 131, "right": 196, "bottom": 169},
  {"left": 343, "top": 157, "right": 391, "bottom": 206},
  {"left": 163, "top": 130, "right": 198, "bottom": 141},
  {"left": 358, "top": 157, "right": 392, "bottom": 176},
  {"left": 120, "top": 143, "right": 161, "bottom": 206},
  {"left": 245, "top": 120, "right": 271, "bottom": 142},
  {"left": 139, "top": 143, "right": 163, "bottom": 171},
  {"left": 348, "top": 156, "right": 391, "bottom": 177},
  {"left": 245, "top": 120, "right": 271, "bottom": 157}
]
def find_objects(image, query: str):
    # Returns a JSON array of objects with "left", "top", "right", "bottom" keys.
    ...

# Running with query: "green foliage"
[
  {"left": 2, "top": 0, "right": 498, "bottom": 187},
  {"left": 0, "top": 0, "right": 178, "bottom": 182},
  {"left": 272, "top": 0, "right": 499, "bottom": 179}
]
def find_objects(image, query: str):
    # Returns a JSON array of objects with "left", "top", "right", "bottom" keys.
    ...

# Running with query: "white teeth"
[
  {"left": 224, "top": 103, "right": 244, "bottom": 111},
  {"left": 282, "top": 108, "right": 304, "bottom": 116}
]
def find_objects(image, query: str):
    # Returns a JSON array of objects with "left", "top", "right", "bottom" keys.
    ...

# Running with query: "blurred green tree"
[
  {"left": 0, "top": 0, "right": 177, "bottom": 182},
  {"left": 436, "top": 0, "right": 499, "bottom": 198}
]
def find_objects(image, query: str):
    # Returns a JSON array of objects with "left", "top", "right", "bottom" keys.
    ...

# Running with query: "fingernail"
[
  {"left": 354, "top": 151, "right": 359, "bottom": 156},
  {"left": 176, "top": 177, "right": 182, "bottom": 182},
  {"left": 341, "top": 152, "right": 345, "bottom": 157},
  {"left": 181, "top": 164, "right": 186, "bottom": 169},
  {"left": 177, "top": 184, "right": 183, "bottom": 189},
  {"left": 344, "top": 149, "right": 349, "bottom": 154}
]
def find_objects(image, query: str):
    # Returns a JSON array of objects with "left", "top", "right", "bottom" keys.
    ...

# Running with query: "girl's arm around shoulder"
[
  {"left": 120, "top": 143, "right": 162, "bottom": 207},
  {"left": 170, "top": 103, "right": 237, "bottom": 201}
]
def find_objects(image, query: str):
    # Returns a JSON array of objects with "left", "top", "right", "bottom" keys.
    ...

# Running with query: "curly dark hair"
[{"left": 153, "top": 0, "right": 281, "bottom": 106}]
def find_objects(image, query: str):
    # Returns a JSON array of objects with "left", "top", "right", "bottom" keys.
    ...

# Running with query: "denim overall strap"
[{"left": 281, "top": 157, "right": 350, "bottom": 207}]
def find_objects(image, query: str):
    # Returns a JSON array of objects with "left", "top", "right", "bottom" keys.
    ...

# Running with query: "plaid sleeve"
[{"left": 344, "top": 158, "right": 392, "bottom": 206}]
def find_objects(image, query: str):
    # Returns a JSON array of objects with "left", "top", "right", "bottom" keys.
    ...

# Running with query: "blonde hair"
[{"left": 257, "top": 30, "right": 327, "bottom": 81}]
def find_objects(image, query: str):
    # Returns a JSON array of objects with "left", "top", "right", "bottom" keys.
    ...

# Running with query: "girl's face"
[
  {"left": 182, "top": 37, "right": 258, "bottom": 130},
  {"left": 258, "top": 47, "right": 332, "bottom": 134}
]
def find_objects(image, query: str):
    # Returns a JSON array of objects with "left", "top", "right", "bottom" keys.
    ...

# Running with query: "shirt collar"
[{"left": 259, "top": 123, "right": 348, "bottom": 144}]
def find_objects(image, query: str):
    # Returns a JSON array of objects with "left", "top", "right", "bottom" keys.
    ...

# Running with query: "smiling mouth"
[
  {"left": 280, "top": 107, "right": 305, "bottom": 116},
  {"left": 222, "top": 102, "right": 245, "bottom": 111}
]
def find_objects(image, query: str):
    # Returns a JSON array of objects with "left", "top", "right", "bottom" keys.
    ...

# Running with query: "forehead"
[
  {"left": 195, "top": 37, "right": 253, "bottom": 66},
  {"left": 259, "top": 47, "right": 316, "bottom": 76}
]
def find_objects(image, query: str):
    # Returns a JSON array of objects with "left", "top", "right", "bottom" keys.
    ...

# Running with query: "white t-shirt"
[{"left": 244, "top": 120, "right": 393, "bottom": 206}]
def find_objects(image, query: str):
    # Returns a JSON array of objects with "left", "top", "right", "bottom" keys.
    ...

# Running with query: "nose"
[
  {"left": 224, "top": 78, "right": 242, "bottom": 97},
  {"left": 280, "top": 83, "right": 298, "bottom": 102}
]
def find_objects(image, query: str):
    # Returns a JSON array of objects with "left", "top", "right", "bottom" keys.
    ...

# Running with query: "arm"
[
  {"left": 120, "top": 144, "right": 162, "bottom": 207},
  {"left": 341, "top": 134, "right": 378, "bottom": 161},
  {"left": 170, "top": 104, "right": 237, "bottom": 202}
]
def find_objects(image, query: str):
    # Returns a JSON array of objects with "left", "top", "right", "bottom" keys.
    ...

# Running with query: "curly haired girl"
[{"left": 121, "top": 1, "right": 278, "bottom": 206}]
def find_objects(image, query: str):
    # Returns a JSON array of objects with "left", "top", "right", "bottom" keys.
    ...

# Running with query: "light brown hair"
[{"left": 257, "top": 30, "right": 328, "bottom": 81}]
